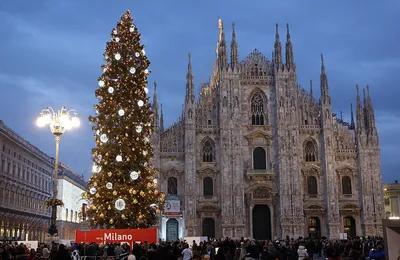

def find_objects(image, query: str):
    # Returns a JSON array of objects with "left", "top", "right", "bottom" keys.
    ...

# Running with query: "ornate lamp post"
[{"left": 36, "top": 106, "right": 80, "bottom": 236}]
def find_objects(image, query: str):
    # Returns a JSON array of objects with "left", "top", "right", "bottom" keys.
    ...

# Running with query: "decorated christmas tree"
[{"left": 86, "top": 10, "right": 164, "bottom": 228}]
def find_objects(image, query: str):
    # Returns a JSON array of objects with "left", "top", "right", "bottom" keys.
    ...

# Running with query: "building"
[
  {"left": 0, "top": 120, "right": 53, "bottom": 242},
  {"left": 56, "top": 163, "right": 88, "bottom": 241},
  {"left": 151, "top": 20, "right": 384, "bottom": 240},
  {"left": 0, "top": 120, "right": 87, "bottom": 243},
  {"left": 384, "top": 180, "right": 400, "bottom": 219}
]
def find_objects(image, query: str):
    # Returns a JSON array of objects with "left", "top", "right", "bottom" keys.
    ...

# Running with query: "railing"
[
  {"left": 300, "top": 125, "right": 320, "bottom": 129},
  {"left": 78, "top": 252, "right": 131, "bottom": 260},
  {"left": 246, "top": 169, "right": 274, "bottom": 175},
  {"left": 303, "top": 194, "right": 323, "bottom": 201},
  {"left": 338, "top": 194, "right": 357, "bottom": 201}
]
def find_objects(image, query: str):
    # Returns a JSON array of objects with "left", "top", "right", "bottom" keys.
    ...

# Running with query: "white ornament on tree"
[
  {"left": 118, "top": 109, "right": 125, "bottom": 116},
  {"left": 136, "top": 125, "right": 142, "bottom": 133},
  {"left": 115, "top": 53, "right": 121, "bottom": 60},
  {"left": 89, "top": 187, "right": 97, "bottom": 194},
  {"left": 106, "top": 182, "right": 113, "bottom": 189},
  {"left": 135, "top": 52, "right": 140, "bottom": 57},
  {"left": 116, "top": 155, "right": 122, "bottom": 162},
  {"left": 108, "top": 87, "right": 114, "bottom": 94},
  {"left": 142, "top": 50, "right": 146, "bottom": 55},
  {"left": 100, "top": 134, "right": 108, "bottom": 143},
  {"left": 115, "top": 199, "right": 126, "bottom": 211},
  {"left": 129, "top": 67, "right": 136, "bottom": 74},
  {"left": 130, "top": 25, "right": 135, "bottom": 32},
  {"left": 138, "top": 100, "right": 144, "bottom": 107},
  {"left": 144, "top": 69, "right": 149, "bottom": 74},
  {"left": 130, "top": 171, "right": 139, "bottom": 180},
  {"left": 92, "top": 164, "right": 102, "bottom": 173},
  {"left": 98, "top": 80, "right": 105, "bottom": 87},
  {"left": 144, "top": 87, "right": 149, "bottom": 94},
  {"left": 115, "top": 37, "right": 120, "bottom": 42}
]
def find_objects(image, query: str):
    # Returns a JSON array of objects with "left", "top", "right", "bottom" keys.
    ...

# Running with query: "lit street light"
[{"left": 36, "top": 106, "right": 80, "bottom": 237}]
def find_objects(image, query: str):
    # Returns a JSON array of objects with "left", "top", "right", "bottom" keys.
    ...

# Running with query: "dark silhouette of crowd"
[{"left": 0, "top": 236, "right": 385, "bottom": 260}]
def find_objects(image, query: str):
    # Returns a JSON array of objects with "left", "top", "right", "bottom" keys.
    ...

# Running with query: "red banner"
[{"left": 75, "top": 228, "right": 158, "bottom": 245}]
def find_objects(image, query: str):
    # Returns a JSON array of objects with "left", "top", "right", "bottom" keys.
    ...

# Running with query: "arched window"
[
  {"left": 167, "top": 177, "right": 178, "bottom": 195},
  {"left": 342, "top": 176, "right": 352, "bottom": 194},
  {"left": 202, "top": 140, "right": 213, "bottom": 162},
  {"left": 253, "top": 147, "right": 266, "bottom": 170},
  {"left": 251, "top": 92, "right": 266, "bottom": 125},
  {"left": 307, "top": 176, "right": 318, "bottom": 195},
  {"left": 304, "top": 140, "right": 318, "bottom": 162},
  {"left": 203, "top": 177, "right": 213, "bottom": 196}
]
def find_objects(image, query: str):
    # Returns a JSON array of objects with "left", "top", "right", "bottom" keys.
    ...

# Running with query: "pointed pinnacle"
[
  {"left": 321, "top": 53, "right": 325, "bottom": 73},
  {"left": 286, "top": 23, "right": 291, "bottom": 41},
  {"left": 188, "top": 52, "right": 192, "bottom": 72}
]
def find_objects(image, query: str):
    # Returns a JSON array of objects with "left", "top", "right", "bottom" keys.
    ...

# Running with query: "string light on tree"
[{"left": 87, "top": 10, "right": 164, "bottom": 229}]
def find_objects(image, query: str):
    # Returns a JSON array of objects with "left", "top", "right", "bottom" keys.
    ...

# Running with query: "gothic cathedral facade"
[{"left": 151, "top": 20, "right": 384, "bottom": 240}]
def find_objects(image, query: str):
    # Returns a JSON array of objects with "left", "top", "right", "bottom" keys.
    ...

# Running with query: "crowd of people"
[{"left": 0, "top": 236, "right": 386, "bottom": 260}]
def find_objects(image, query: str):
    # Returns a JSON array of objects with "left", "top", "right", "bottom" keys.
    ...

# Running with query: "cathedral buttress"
[
  {"left": 184, "top": 52, "right": 197, "bottom": 236},
  {"left": 273, "top": 23, "right": 302, "bottom": 239},
  {"left": 318, "top": 54, "right": 340, "bottom": 239},
  {"left": 355, "top": 84, "right": 384, "bottom": 236},
  {"left": 151, "top": 82, "right": 161, "bottom": 192}
]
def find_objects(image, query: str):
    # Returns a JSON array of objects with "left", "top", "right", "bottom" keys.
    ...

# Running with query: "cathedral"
[{"left": 151, "top": 20, "right": 384, "bottom": 241}]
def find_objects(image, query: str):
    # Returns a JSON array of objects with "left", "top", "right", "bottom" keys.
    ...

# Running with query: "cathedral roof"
[{"left": 240, "top": 49, "right": 272, "bottom": 76}]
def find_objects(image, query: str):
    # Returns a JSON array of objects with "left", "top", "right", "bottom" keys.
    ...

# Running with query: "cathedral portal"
[{"left": 252, "top": 205, "right": 272, "bottom": 240}]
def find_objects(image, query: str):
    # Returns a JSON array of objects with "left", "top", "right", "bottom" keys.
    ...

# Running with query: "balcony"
[
  {"left": 197, "top": 195, "right": 219, "bottom": 204},
  {"left": 304, "top": 194, "right": 324, "bottom": 201},
  {"left": 339, "top": 194, "right": 357, "bottom": 201},
  {"left": 245, "top": 169, "right": 275, "bottom": 182}
]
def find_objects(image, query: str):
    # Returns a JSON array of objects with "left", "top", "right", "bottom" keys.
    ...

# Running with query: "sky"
[{"left": 0, "top": 0, "right": 399, "bottom": 183}]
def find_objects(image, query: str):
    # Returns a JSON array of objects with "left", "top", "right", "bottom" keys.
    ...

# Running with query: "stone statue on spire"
[{"left": 216, "top": 18, "right": 224, "bottom": 55}]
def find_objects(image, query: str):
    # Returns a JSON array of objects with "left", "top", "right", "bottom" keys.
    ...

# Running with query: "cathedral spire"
[
  {"left": 230, "top": 22, "right": 239, "bottom": 69},
  {"left": 285, "top": 23, "right": 295, "bottom": 70},
  {"left": 309, "top": 79, "right": 313, "bottom": 98},
  {"left": 216, "top": 18, "right": 228, "bottom": 69},
  {"left": 153, "top": 81, "right": 159, "bottom": 129},
  {"left": 355, "top": 85, "right": 365, "bottom": 134},
  {"left": 350, "top": 103, "right": 355, "bottom": 130},
  {"left": 365, "top": 85, "right": 377, "bottom": 135},
  {"left": 160, "top": 104, "right": 164, "bottom": 132},
  {"left": 185, "top": 52, "right": 195, "bottom": 104},
  {"left": 273, "top": 23, "right": 282, "bottom": 70},
  {"left": 320, "top": 54, "right": 330, "bottom": 103}
]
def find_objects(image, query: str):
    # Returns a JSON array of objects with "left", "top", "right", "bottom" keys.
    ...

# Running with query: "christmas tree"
[{"left": 86, "top": 10, "right": 165, "bottom": 228}]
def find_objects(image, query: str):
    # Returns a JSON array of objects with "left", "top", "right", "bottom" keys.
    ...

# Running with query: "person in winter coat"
[
  {"left": 297, "top": 245, "right": 308, "bottom": 260},
  {"left": 368, "top": 245, "right": 385, "bottom": 260},
  {"left": 71, "top": 247, "right": 80, "bottom": 260},
  {"left": 128, "top": 254, "right": 136, "bottom": 260}
]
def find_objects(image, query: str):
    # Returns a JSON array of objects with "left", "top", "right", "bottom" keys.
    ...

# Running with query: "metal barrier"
[{"left": 79, "top": 252, "right": 131, "bottom": 260}]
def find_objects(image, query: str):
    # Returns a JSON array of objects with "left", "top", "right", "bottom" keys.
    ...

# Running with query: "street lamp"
[{"left": 36, "top": 106, "right": 80, "bottom": 236}]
